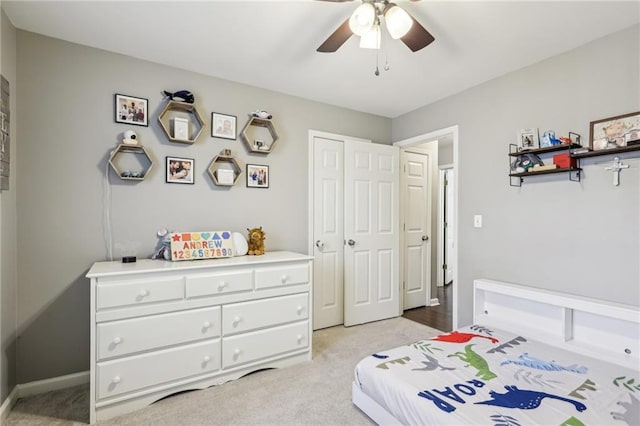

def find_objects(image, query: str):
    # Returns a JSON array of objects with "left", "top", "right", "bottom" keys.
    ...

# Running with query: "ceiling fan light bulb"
[
  {"left": 359, "top": 26, "right": 381, "bottom": 49},
  {"left": 385, "top": 5, "right": 413, "bottom": 39},
  {"left": 349, "top": 3, "right": 376, "bottom": 36}
]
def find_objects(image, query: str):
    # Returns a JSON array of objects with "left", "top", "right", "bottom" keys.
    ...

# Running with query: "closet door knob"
[
  {"left": 315, "top": 240, "right": 324, "bottom": 249},
  {"left": 347, "top": 239, "right": 356, "bottom": 246},
  {"left": 422, "top": 235, "right": 429, "bottom": 241}
]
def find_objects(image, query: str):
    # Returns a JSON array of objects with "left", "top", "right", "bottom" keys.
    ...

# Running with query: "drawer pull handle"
[
  {"left": 139, "top": 289, "right": 150, "bottom": 297},
  {"left": 218, "top": 282, "right": 228, "bottom": 291},
  {"left": 203, "top": 321, "right": 212, "bottom": 329},
  {"left": 297, "top": 306, "right": 303, "bottom": 315},
  {"left": 112, "top": 337, "right": 122, "bottom": 345},
  {"left": 112, "top": 376, "right": 121, "bottom": 384},
  {"left": 297, "top": 334, "right": 303, "bottom": 344},
  {"left": 234, "top": 348, "right": 241, "bottom": 356},
  {"left": 233, "top": 316, "right": 242, "bottom": 326},
  {"left": 281, "top": 275, "right": 288, "bottom": 283},
  {"left": 203, "top": 355, "right": 211, "bottom": 363}
]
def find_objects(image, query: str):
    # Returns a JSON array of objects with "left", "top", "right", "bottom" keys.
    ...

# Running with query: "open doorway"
[{"left": 394, "top": 126, "right": 458, "bottom": 332}]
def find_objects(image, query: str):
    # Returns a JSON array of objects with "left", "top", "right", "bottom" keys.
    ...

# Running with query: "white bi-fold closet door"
[{"left": 310, "top": 132, "right": 400, "bottom": 329}]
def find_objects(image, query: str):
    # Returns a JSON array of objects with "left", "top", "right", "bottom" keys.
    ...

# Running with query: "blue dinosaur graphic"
[
  {"left": 500, "top": 353, "right": 587, "bottom": 374},
  {"left": 475, "top": 385, "right": 586, "bottom": 412}
]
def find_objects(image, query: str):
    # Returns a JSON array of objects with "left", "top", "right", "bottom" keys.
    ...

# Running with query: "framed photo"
[
  {"left": 517, "top": 128, "right": 539, "bottom": 151},
  {"left": 166, "top": 156, "right": 194, "bottom": 184},
  {"left": 590, "top": 111, "right": 640, "bottom": 151},
  {"left": 211, "top": 112, "right": 236, "bottom": 140},
  {"left": 115, "top": 94, "right": 148, "bottom": 126},
  {"left": 246, "top": 164, "right": 269, "bottom": 188}
]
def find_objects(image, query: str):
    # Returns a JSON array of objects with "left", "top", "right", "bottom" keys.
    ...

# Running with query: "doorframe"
[
  {"left": 437, "top": 163, "right": 454, "bottom": 288},
  {"left": 394, "top": 125, "right": 459, "bottom": 330}
]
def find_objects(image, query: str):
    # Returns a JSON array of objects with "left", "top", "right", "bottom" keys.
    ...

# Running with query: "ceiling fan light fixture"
[
  {"left": 359, "top": 25, "right": 381, "bottom": 49},
  {"left": 385, "top": 5, "right": 413, "bottom": 39},
  {"left": 349, "top": 3, "right": 376, "bottom": 36}
]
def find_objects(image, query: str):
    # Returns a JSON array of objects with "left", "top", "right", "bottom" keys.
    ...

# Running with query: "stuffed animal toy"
[
  {"left": 247, "top": 227, "right": 266, "bottom": 255},
  {"left": 151, "top": 228, "right": 173, "bottom": 260},
  {"left": 162, "top": 90, "right": 195, "bottom": 104},
  {"left": 251, "top": 110, "right": 272, "bottom": 120}
]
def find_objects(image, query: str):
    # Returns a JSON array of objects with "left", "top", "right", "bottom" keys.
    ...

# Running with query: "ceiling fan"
[{"left": 317, "top": 0, "right": 435, "bottom": 53}]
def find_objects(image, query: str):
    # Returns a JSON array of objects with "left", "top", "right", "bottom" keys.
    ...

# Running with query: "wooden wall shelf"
[
  {"left": 108, "top": 144, "right": 154, "bottom": 181},
  {"left": 207, "top": 150, "right": 242, "bottom": 186},
  {"left": 239, "top": 117, "right": 278, "bottom": 154},
  {"left": 571, "top": 144, "right": 640, "bottom": 159},
  {"left": 158, "top": 101, "right": 205, "bottom": 144}
]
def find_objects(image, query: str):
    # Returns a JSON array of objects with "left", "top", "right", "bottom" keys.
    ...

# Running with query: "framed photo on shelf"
[
  {"left": 211, "top": 112, "right": 237, "bottom": 140},
  {"left": 590, "top": 111, "right": 640, "bottom": 151},
  {"left": 166, "top": 156, "right": 194, "bottom": 184},
  {"left": 517, "top": 128, "right": 539, "bottom": 151},
  {"left": 246, "top": 164, "right": 269, "bottom": 188},
  {"left": 115, "top": 94, "right": 148, "bottom": 126}
]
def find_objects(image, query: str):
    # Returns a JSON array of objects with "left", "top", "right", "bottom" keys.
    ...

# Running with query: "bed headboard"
[{"left": 473, "top": 278, "right": 639, "bottom": 370}]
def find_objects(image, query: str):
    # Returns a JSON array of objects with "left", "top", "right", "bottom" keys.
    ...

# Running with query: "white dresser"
[{"left": 86, "top": 251, "right": 313, "bottom": 423}]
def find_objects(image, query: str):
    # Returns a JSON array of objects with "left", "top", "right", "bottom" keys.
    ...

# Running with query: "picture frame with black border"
[
  {"left": 115, "top": 93, "right": 148, "bottom": 126},
  {"left": 211, "top": 112, "right": 237, "bottom": 140},
  {"left": 246, "top": 164, "right": 269, "bottom": 188},
  {"left": 166, "top": 156, "right": 194, "bottom": 184}
]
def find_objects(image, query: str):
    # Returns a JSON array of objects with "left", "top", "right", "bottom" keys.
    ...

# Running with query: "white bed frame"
[{"left": 352, "top": 278, "right": 640, "bottom": 425}]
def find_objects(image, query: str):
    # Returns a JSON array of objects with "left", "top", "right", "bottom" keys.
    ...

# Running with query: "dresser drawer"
[
  {"left": 222, "top": 321, "right": 309, "bottom": 368},
  {"left": 222, "top": 293, "right": 308, "bottom": 335},
  {"left": 97, "top": 307, "right": 221, "bottom": 361},
  {"left": 97, "top": 277, "right": 184, "bottom": 310},
  {"left": 97, "top": 339, "right": 220, "bottom": 400},
  {"left": 254, "top": 263, "right": 309, "bottom": 290},
  {"left": 186, "top": 270, "right": 253, "bottom": 298}
]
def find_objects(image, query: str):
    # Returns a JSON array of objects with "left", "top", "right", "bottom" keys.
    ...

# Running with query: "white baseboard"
[
  {"left": 0, "top": 385, "right": 18, "bottom": 422},
  {"left": 429, "top": 298, "right": 440, "bottom": 306},
  {"left": 17, "top": 370, "right": 89, "bottom": 399}
]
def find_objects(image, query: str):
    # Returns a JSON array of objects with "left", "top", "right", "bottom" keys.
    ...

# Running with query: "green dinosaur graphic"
[
  {"left": 448, "top": 344, "right": 497, "bottom": 380},
  {"left": 560, "top": 416, "right": 585, "bottom": 426}
]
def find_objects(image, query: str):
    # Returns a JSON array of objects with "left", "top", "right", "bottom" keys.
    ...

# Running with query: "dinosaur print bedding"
[{"left": 354, "top": 325, "right": 639, "bottom": 425}]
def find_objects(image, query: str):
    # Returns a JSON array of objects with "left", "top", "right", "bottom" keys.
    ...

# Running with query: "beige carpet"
[{"left": 6, "top": 317, "right": 442, "bottom": 425}]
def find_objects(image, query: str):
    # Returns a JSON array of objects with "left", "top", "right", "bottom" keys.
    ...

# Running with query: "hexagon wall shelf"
[
  {"left": 239, "top": 117, "right": 278, "bottom": 154},
  {"left": 208, "top": 149, "right": 242, "bottom": 186},
  {"left": 158, "top": 101, "right": 205, "bottom": 144},
  {"left": 108, "top": 144, "right": 154, "bottom": 181}
]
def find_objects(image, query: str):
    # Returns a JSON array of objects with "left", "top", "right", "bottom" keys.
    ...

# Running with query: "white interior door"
[
  {"left": 444, "top": 169, "right": 456, "bottom": 284},
  {"left": 312, "top": 137, "right": 344, "bottom": 330},
  {"left": 402, "top": 151, "right": 431, "bottom": 309},
  {"left": 344, "top": 141, "right": 400, "bottom": 326}
]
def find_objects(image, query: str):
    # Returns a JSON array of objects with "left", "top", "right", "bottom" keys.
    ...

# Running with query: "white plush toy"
[{"left": 151, "top": 228, "right": 172, "bottom": 260}]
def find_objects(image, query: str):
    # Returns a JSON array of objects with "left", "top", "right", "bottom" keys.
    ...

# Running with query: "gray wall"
[
  {"left": 15, "top": 31, "right": 391, "bottom": 383},
  {"left": 1, "top": 8, "right": 18, "bottom": 403},
  {"left": 393, "top": 25, "right": 640, "bottom": 326}
]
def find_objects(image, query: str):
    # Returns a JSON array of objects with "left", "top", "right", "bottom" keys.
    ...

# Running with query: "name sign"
[{"left": 170, "top": 231, "right": 234, "bottom": 261}]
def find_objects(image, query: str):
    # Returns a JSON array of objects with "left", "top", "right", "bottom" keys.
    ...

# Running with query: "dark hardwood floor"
[{"left": 402, "top": 283, "right": 452, "bottom": 332}]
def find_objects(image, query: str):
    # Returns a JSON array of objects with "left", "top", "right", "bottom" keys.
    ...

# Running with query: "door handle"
[
  {"left": 347, "top": 239, "right": 356, "bottom": 246},
  {"left": 315, "top": 240, "right": 324, "bottom": 249},
  {"left": 422, "top": 235, "right": 429, "bottom": 241}
]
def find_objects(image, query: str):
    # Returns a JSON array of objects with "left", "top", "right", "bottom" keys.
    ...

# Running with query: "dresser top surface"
[{"left": 87, "top": 251, "right": 312, "bottom": 278}]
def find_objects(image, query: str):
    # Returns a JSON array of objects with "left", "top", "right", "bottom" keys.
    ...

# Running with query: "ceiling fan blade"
[
  {"left": 317, "top": 18, "right": 353, "bottom": 52},
  {"left": 400, "top": 14, "right": 435, "bottom": 52},
  {"left": 315, "top": 0, "right": 355, "bottom": 2}
]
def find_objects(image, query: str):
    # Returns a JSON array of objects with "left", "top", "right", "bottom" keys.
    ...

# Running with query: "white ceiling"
[{"left": 3, "top": 0, "right": 639, "bottom": 118}]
